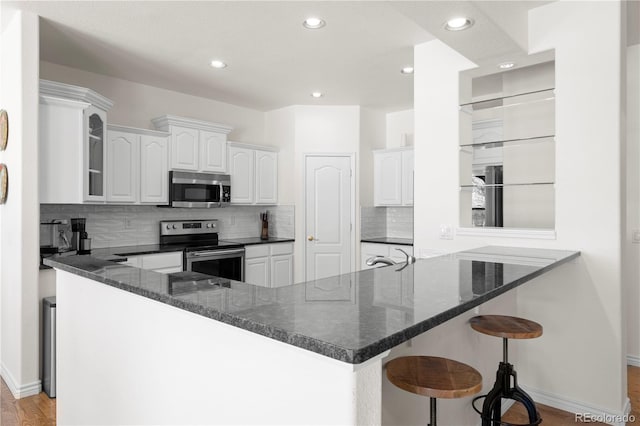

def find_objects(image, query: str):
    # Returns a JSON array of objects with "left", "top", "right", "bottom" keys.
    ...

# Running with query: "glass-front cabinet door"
[{"left": 84, "top": 105, "right": 107, "bottom": 201}]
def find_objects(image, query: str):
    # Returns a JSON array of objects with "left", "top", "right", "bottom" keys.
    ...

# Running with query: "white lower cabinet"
[
  {"left": 245, "top": 256, "right": 270, "bottom": 287},
  {"left": 123, "top": 251, "right": 183, "bottom": 274},
  {"left": 360, "top": 243, "right": 414, "bottom": 270},
  {"left": 245, "top": 243, "right": 293, "bottom": 287}
]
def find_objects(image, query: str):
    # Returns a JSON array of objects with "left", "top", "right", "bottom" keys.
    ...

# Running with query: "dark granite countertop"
[
  {"left": 87, "top": 237, "right": 295, "bottom": 258},
  {"left": 220, "top": 237, "right": 294, "bottom": 246},
  {"left": 361, "top": 237, "right": 414, "bottom": 246},
  {"left": 44, "top": 246, "right": 579, "bottom": 364}
]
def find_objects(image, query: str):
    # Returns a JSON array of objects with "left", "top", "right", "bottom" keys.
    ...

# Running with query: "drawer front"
[
  {"left": 361, "top": 243, "right": 390, "bottom": 258},
  {"left": 140, "top": 252, "right": 183, "bottom": 270},
  {"left": 270, "top": 243, "right": 293, "bottom": 256},
  {"left": 245, "top": 244, "right": 270, "bottom": 259}
]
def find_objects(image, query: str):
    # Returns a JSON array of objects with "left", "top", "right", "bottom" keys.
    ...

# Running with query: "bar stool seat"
[
  {"left": 386, "top": 356, "right": 482, "bottom": 426},
  {"left": 470, "top": 315, "right": 543, "bottom": 426},
  {"left": 470, "top": 315, "right": 542, "bottom": 340}
]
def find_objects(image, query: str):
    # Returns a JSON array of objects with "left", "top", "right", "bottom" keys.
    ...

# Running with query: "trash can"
[{"left": 43, "top": 297, "right": 56, "bottom": 398}]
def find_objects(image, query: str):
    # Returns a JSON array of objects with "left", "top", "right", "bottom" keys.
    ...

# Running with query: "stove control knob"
[
  {"left": 172, "top": 225, "right": 177, "bottom": 229},
  {"left": 166, "top": 225, "right": 171, "bottom": 230},
  {"left": 206, "top": 223, "right": 212, "bottom": 228}
]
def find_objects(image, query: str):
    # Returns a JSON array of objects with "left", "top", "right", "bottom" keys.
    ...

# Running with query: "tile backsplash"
[
  {"left": 40, "top": 204, "right": 294, "bottom": 249},
  {"left": 360, "top": 206, "right": 413, "bottom": 240}
]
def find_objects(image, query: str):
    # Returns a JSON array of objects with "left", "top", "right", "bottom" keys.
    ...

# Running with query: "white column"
[{"left": 0, "top": 7, "right": 41, "bottom": 398}]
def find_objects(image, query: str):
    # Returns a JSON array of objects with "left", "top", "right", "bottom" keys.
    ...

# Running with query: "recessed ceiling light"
[
  {"left": 401, "top": 66, "right": 414, "bottom": 75},
  {"left": 303, "top": 17, "right": 326, "bottom": 29},
  {"left": 444, "top": 17, "right": 474, "bottom": 31},
  {"left": 311, "top": 92, "right": 323, "bottom": 98},
  {"left": 498, "top": 62, "right": 515, "bottom": 69},
  {"left": 210, "top": 60, "right": 227, "bottom": 69}
]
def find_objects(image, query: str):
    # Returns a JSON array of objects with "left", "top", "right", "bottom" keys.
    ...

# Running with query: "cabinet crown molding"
[
  {"left": 227, "top": 141, "right": 278, "bottom": 152},
  {"left": 107, "top": 124, "right": 170, "bottom": 138},
  {"left": 373, "top": 146, "right": 413, "bottom": 153},
  {"left": 151, "top": 115, "right": 233, "bottom": 134},
  {"left": 40, "top": 79, "right": 114, "bottom": 111}
]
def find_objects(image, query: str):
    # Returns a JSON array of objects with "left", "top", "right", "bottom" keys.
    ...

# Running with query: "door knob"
[{"left": 308, "top": 235, "right": 314, "bottom": 241}]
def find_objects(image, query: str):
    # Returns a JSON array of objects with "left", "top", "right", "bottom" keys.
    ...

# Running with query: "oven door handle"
[{"left": 187, "top": 249, "right": 245, "bottom": 258}]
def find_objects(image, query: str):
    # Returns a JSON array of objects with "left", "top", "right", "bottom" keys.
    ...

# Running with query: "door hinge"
[{"left": 350, "top": 169, "right": 353, "bottom": 177}]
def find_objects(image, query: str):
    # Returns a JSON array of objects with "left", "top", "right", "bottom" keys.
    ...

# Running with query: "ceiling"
[{"left": 7, "top": 1, "right": 637, "bottom": 112}]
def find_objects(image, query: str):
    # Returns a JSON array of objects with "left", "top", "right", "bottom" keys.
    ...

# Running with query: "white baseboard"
[
  {"left": 523, "top": 385, "right": 632, "bottom": 426},
  {"left": 1, "top": 362, "right": 41, "bottom": 399},
  {"left": 627, "top": 354, "right": 640, "bottom": 367}
]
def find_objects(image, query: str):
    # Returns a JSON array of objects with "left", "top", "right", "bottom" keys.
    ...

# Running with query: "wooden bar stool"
[
  {"left": 386, "top": 356, "right": 482, "bottom": 426},
  {"left": 470, "top": 315, "right": 543, "bottom": 426}
]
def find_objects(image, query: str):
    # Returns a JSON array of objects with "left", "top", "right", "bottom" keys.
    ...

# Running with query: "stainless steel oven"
[
  {"left": 160, "top": 220, "right": 244, "bottom": 282},
  {"left": 185, "top": 248, "right": 245, "bottom": 281},
  {"left": 168, "top": 171, "right": 231, "bottom": 208}
]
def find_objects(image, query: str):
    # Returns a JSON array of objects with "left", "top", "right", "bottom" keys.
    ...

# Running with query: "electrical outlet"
[
  {"left": 633, "top": 229, "right": 640, "bottom": 244},
  {"left": 124, "top": 217, "right": 133, "bottom": 229},
  {"left": 439, "top": 224, "right": 453, "bottom": 240}
]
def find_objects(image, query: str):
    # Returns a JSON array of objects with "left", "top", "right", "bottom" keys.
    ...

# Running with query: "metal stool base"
[{"left": 473, "top": 361, "right": 542, "bottom": 426}]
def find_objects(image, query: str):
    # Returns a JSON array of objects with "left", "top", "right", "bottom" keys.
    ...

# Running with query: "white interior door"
[{"left": 305, "top": 155, "right": 353, "bottom": 281}]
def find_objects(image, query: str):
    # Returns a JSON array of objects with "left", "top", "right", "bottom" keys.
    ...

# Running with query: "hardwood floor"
[
  {"left": 1, "top": 378, "right": 55, "bottom": 426},
  {"left": 503, "top": 366, "right": 639, "bottom": 425},
  {"left": 1, "top": 366, "right": 638, "bottom": 425}
]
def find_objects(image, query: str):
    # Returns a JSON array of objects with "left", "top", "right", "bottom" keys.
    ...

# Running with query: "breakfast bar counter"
[{"left": 45, "top": 246, "right": 578, "bottom": 425}]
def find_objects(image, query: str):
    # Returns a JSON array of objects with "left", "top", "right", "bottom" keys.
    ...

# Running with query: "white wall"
[
  {"left": 0, "top": 8, "right": 41, "bottom": 398},
  {"left": 266, "top": 105, "right": 362, "bottom": 283},
  {"left": 385, "top": 109, "right": 413, "bottom": 149},
  {"left": 626, "top": 43, "right": 640, "bottom": 365},
  {"left": 39, "top": 61, "right": 265, "bottom": 143},
  {"left": 360, "top": 107, "right": 386, "bottom": 207},
  {"left": 411, "top": 0, "right": 627, "bottom": 420}
]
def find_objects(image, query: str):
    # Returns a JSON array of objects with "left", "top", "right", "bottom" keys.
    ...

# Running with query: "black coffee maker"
[{"left": 71, "top": 218, "right": 91, "bottom": 254}]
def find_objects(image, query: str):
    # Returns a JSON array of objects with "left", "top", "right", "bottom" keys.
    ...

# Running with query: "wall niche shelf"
[
  {"left": 460, "top": 87, "right": 555, "bottom": 108},
  {"left": 459, "top": 60, "right": 556, "bottom": 231}
]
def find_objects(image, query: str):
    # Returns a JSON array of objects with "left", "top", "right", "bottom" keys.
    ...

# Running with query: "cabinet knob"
[{"left": 307, "top": 235, "right": 314, "bottom": 241}]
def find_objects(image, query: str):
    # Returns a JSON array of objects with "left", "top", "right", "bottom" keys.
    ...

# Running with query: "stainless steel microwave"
[{"left": 168, "top": 171, "right": 231, "bottom": 208}]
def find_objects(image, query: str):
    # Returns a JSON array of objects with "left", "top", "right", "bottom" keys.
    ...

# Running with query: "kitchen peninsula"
[{"left": 45, "top": 246, "right": 578, "bottom": 425}]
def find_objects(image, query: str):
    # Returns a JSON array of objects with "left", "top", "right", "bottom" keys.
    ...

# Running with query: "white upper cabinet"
[
  {"left": 255, "top": 150, "right": 278, "bottom": 204},
  {"left": 401, "top": 149, "right": 414, "bottom": 206},
  {"left": 228, "top": 142, "right": 278, "bottom": 205},
  {"left": 140, "top": 134, "right": 169, "bottom": 204},
  {"left": 106, "top": 125, "right": 170, "bottom": 205},
  {"left": 39, "top": 80, "right": 114, "bottom": 204},
  {"left": 199, "top": 130, "right": 227, "bottom": 172},
  {"left": 107, "top": 130, "right": 138, "bottom": 203},
  {"left": 373, "top": 147, "right": 414, "bottom": 207},
  {"left": 171, "top": 126, "right": 199, "bottom": 171},
  {"left": 228, "top": 145, "right": 255, "bottom": 204},
  {"left": 152, "top": 115, "right": 233, "bottom": 173}
]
